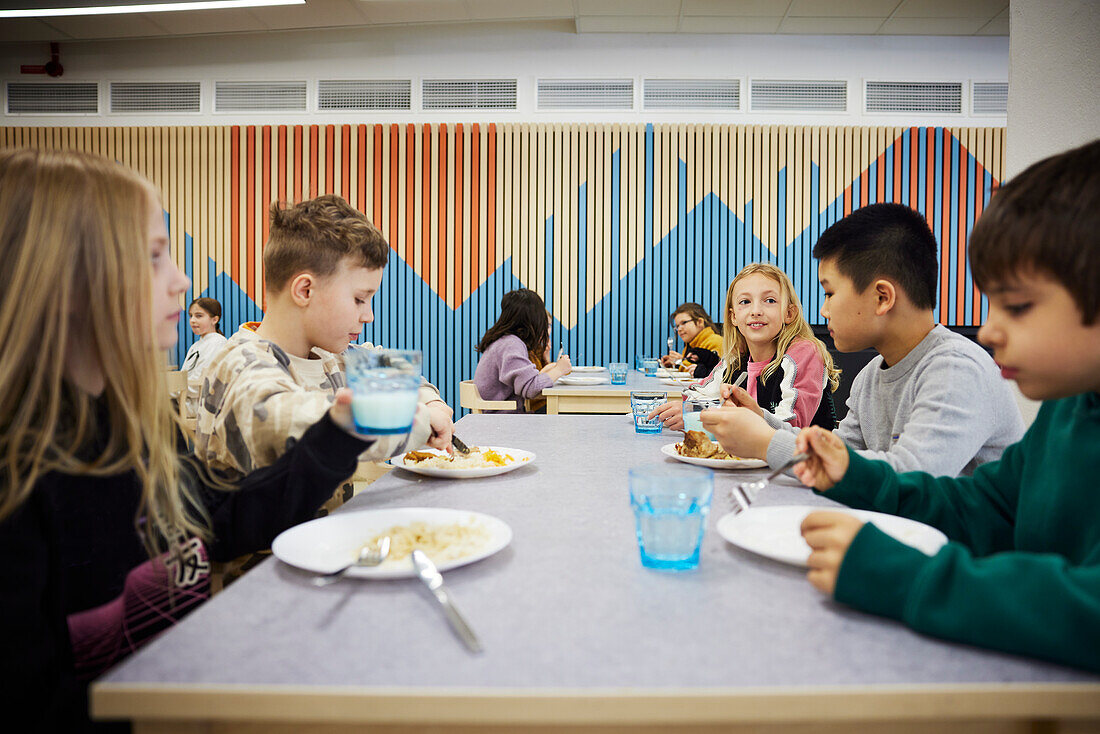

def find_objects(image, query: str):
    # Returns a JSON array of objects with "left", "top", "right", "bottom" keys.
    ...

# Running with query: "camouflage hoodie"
[{"left": 194, "top": 322, "right": 440, "bottom": 478}]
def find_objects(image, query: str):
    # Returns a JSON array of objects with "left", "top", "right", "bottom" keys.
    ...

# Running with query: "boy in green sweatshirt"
[{"left": 790, "top": 139, "right": 1100, "bottom": 673}]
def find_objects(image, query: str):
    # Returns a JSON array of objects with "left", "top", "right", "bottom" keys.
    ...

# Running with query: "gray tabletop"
[
  {"left": 542, "top": 367, "right": 682, "bottom": 396},
  {"left": 101, "top": 415, "right": 1094, "bottom": 691}
]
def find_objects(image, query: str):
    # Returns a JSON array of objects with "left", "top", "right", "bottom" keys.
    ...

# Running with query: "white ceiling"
[{"left": 1, "top": 0, "right": 1009, "bottom": 43}]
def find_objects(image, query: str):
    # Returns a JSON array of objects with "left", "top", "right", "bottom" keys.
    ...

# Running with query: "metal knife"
[
  {"left": 451, "top": 434, "right": 473, "bottom": 456},
  {"left": 410, "top": 550, "right": 483, "bottom": 654}
]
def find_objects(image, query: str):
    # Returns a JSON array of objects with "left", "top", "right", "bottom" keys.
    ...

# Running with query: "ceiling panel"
[
  {"left": 161, "top": 9, "right": 267, "bottom": 35},
  {"left": 879, "top": 16, "right": 988, "bottom": 34},
  {"left": 465, "top": 0, "right": 573, "bottom": 21},
  {"left": 678, "top": 15, "right": 783, "bottom": 33},
  {"left": 578, "top": 0, "right": 681, "bottom": 15},
  {"left": 894, "top": 0, "right": 1007, "bottom": 19},
  {"left": 976, "top": 10, "right": 1008, "bottom": 36},
  {"left": 681, "top": 0, "right": 783, "bottom": 14},
  {"left": 42, "top": 14, "right": 171, "bottom": 39},
  {"left": 787, "top": 0, "right": 901, "bottom": 17},
  {"left": 357, "top": 0, "right": 468, "bottom": 25},
  {"left": 779, "top": 16, "right": 887, "bottom": 34},
  {"left": 0, "top": 19, "right": 71, "bottom": 42},
  {"left": 254, "top": 0, "right": 368, "bottom": 29},
  {"left": 576, "top": 15, "right": 679, "bottom": 32}
]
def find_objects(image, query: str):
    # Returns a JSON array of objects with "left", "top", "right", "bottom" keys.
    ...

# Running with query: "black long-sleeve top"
[{"left": 0, "top": 412, "right": 371, "bottom": 732}]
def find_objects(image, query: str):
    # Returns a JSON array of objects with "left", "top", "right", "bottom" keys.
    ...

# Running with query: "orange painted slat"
[
  {"left": 373, "top": 125, "right": 383, "bottom": 229},
  {"left": 245, "top": 125, "right": 256, "bottom": 302},
  {"left": 342, "top": 125, "right": 351, "bottom": 200},
  {"left": 454, "top": 123, "right": 464, "bottom": 310},
  {"left": 487, "top": 123, "right": 497, "bottom": 274}
]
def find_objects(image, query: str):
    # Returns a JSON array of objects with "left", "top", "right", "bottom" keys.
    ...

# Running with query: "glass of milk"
[{"left": 344, "top": 348, "right": 422, "bottom": 435}]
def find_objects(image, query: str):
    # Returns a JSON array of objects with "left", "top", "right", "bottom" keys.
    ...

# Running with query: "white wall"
[
  {"left": 1003, "top": 0, "right": 1099, "bottom": 427},
  {"left": 1, "top": 20, "right": 1008, "bottom": 127},
  {"left": 1006, "top": 0, "right": 1100, "bottom": 176}
]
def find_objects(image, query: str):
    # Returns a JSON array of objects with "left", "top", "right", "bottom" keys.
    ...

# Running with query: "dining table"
[
  {"left": 542, "top": 367, "right": 687, "bottom": 414},
  {"left": 91, "top": 414, "right": 1100, "bottom": 733}
]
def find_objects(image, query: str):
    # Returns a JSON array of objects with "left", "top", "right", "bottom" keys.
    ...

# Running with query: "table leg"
[{"left": 547, "top": 396, "right": 559, "bottom": 415}]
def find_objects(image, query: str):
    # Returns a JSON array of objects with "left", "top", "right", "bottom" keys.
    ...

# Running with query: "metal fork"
[
  {"left": 729, "top": 453, "right": 810, "bottom": 514},
  {"left": 312, "top": 536, "right": 391, "bottom": 586}
]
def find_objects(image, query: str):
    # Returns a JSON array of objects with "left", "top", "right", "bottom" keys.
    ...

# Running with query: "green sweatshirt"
[{"left": 825, "top": 391, "right": 1100, "bottom": 672}]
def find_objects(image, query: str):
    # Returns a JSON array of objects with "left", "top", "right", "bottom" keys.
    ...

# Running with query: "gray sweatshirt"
[{"left": 766, "top": 325, "right": 1025, "bottom": 476}]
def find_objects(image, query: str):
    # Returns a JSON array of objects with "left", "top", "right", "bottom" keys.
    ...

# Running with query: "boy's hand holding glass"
[
  {"left": 699, "top": 407, "right": 774, "bottom": 460},
  {"left": 646, "top": 399, "right": 684, "bottom": 431},
  {"left": 792, "top": 426, "right": 850, "bottom": 491},
  {"left": 800, "top": 511, "right": 865, "bottom": 596},
  {"left": 327, "top": 388, "right": 372, "bottom": 441}
]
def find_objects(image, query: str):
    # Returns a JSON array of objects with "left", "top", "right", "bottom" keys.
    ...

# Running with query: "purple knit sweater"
[{"left": 473, "top": 334, "right": 554, "bottom": 413}]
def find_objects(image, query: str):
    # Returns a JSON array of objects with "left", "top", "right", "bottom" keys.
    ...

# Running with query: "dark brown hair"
[
  {"left": 969, "top": 139, "right": 1100, "bottom": 325},
  {"left": 188, "top": 297, "right": 222, "bottom": 334},
  {"left": 263, "top": 194, "right": 388, "bottom": 293},
  {"left": 670, "top": 302, "right": 720, "bottom": 335},
  {"left": 476, "top": 289, "right": 550, "bottom": 358},
  {"left": 812, "top": 203, "right": 938, "bottom": 310}
]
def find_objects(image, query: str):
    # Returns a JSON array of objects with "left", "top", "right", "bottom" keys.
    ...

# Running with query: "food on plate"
[
  {"left": 365, "top": 520, "right": 490, "bottom": 564},
  {"left": 403, "top": 447, "right": 518, "bottom": 469},
  {"left": 676, "top": 430, "right": 743, "bottom": 461}
]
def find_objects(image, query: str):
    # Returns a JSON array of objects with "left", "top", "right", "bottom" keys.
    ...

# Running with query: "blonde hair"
[
  {"left": 0, "top": 148, "right": 208, "bottom": 556},
  {"left": 721, "top": 263, "right": 840, "bottom": 392}
]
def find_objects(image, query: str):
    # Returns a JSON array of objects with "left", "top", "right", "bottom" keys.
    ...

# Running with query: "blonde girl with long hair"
[
  {"left": 651, "top": 264, "right": 839, "bottom": 431},
  {"left": 0, "top": 148, "right": 373, "bottom": 730}
]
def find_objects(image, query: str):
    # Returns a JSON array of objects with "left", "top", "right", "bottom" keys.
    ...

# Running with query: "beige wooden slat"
[
  {"left": 623, "top": 124, "right": 635, "bottom": 281},
  {"left": 601, "top": 124, "right": 613, "bottom": 309},
  {"left": 461, "top": 123, "right": 472, "bottom": 305},
  {"left": 521, "top": 124, "right": 532, "bottom": 288},
  {"left": 429, "top": 125, "right": 439, "bottom": 297},
  {"left": 532, "top": 125, "right": 543, "bottom": 296},
  {"left": 444, "top": 124, "right": 455, "bottom": 308}
]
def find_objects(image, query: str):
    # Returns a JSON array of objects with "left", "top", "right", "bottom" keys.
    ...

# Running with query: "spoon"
[{"left": 312, "top": 536, "right": 391, "bottom": 586}]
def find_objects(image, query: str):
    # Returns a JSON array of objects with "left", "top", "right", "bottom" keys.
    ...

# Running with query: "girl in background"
[
  {"left": 660, "top": 302, "right": 723, "bottom": 377},
  {"left": 473, "top": 289, "right": 572, "bottom": 413},
  {"left": 650, "top": 263, "right": 840, "bottom": 430},
  {"left": 181, "top": 297, "right": 227, "bottom": 416},
  {"left": 0, "top": 148, "right": 373, "bottom": 731}
]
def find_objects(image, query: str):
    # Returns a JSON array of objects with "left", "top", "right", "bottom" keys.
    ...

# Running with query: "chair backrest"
[
  {"left": 459, "top": 380, "right": 518, "bottom": 414},
  {"left": 165, "top": 370, "right": 197, "bottom": 438},
  {"left": 165, "top": 369, "right": 187, "bottom": 395}
]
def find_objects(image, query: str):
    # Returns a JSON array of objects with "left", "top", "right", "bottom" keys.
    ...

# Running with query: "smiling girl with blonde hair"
[{"left": 0, "top": 148, "right": 374, "bottom": 729}]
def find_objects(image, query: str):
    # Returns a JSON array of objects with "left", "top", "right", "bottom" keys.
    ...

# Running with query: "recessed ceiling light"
[{"left": 0, "top": 0, "right": 305, "bottom": 18}]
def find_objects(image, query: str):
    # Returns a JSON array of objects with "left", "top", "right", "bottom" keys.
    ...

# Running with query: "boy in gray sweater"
[{"left": 704, "top": 203, "right": 1024, "bottom": 476}]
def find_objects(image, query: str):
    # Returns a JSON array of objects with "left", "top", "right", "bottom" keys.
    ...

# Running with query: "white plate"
[
  {"left": 661, "top": 378, "right": 695, "bottom": 387},
  {"left": 716, "top": 505, "right": 948, "bottom": 567},
  {"left": 571, "top": 365, "right": 607, "bottom": 372},
  {"left": 556, "top": 374, "right": 610, "bottom": 386},
  {"left": 660, "top": 442, "right": 767, "bottom": 469},
  {"left": 272, "top": 507, "right": 512, "bottom": 579},
  {"left": 388, "top": 446, "right": 535, "bottom": 478}
]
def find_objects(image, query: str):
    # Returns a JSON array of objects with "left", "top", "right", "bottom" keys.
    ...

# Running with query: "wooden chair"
[
  {"left": 165, "top": 369, "right": 197, "bottom": 437},
  {"left": 459, "top": 380, "right": 519, "bottom": 414}
]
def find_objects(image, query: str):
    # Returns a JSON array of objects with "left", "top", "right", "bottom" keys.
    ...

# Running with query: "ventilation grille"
[
  {"left": 422, "top": 79, "right": 516, "bottom": 110},
  {"left": 110, "top": 82, "right": 200, "bottom": 113},
  {"left": 750, "top": 80, "right": 846, "bottom": 112},
  {"left": 972, "top": 82, "right": 1007, "bottom": 114},
  {"left": 643, "top": 79, "right": 739, "bottom": 110},
  {"left": 214, "top": 81, "right": 307, "bottom": 112},
  {"left": 537, "top": 79, "right": 633, "bottom": 110},
  {"left": 7, "top": 82, "right": 98, "bottom": 114},
  {"left": 866, "top": 81, "right": 962, "bottom": 114},
  {"left": 318, "top": 79, "right": 411, "bottom": 110}
]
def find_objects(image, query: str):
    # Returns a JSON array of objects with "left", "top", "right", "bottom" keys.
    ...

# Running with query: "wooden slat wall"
[{"left": 0, "top": 124, "right": 1005, "bottom": 414}]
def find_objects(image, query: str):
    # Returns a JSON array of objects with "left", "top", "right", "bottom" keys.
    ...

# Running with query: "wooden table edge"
[{"left": 91, "top": 681, "right": 1100, "bottom": 724}]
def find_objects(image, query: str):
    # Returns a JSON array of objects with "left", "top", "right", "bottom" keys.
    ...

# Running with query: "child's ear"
[
  {"left": 289, "top": 272, "right": 314, "bottom": 306},
  {"left": 784, "top": 302, "right": 796, "bottom": 324},
  {"left": 873, "top": 279, "right": 896, "bottom": 316}
]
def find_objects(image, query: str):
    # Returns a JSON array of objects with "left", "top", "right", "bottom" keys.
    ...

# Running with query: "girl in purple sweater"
[{"left": 473, "top": 289, "right": 572, "bottom": 413}]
